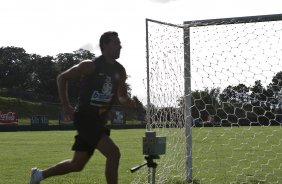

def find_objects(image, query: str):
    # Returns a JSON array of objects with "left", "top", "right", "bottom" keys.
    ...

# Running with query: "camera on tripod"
[
  {"left": 143, "top": 131, "right": 166, "bottom": 156},
  {"left": 131, "top": 130, "right": 166, "bottom": 184}
]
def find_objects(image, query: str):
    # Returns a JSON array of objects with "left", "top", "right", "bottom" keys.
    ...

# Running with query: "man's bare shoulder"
[
  {"left": 78, "top": 59, "right": 96, "bottom": 75},
  {"left": 80, "top": 59, "right": 94, "bottom": 65}
]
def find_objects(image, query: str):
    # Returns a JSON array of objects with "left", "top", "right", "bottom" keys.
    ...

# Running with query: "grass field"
[
  {"left": 0, "top": 129, "right": 144, "bottom": 184},
  {"left": 192, "top": 126, "right": 282, "bottom": 184},
  {"left": 0, "top": 127, "right": 282, "bottom": 184}
]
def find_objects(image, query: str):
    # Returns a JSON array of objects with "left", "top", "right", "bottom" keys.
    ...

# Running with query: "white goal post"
[
  {"left": 132, "top": 14, "right": 282, "bottom": 184},
  {"left": 184, "top": 13, "right": 282, "bottom": 183}
]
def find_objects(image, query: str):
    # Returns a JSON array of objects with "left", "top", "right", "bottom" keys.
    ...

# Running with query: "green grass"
[
  {"left": 192, "top": 126, "right": 282, "bottom": 184},
  {"left": 0, "top": 129, "right": 145, "bottom": 184},
  {"left": 0, "top": 127, "right": 282, "bottom": 183}
]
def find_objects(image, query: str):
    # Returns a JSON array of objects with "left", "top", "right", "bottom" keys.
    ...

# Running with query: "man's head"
[{"left": 100, "top": 31, "right": 122, "bottom": 59}]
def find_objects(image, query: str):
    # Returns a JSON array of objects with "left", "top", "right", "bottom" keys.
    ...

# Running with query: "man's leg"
[
  {"left": 42, "top": 151, "right": 90, "bottom": 179},
  {"left": 96, "top": 135, "right": 121, "bottom": 184},
  {"left": 29, "top": 151, "right": 89, "bottom": 184}
]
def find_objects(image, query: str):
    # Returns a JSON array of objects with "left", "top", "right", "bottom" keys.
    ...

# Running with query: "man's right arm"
[{"left": 57, "top": 60, "right": 95, "bottom": 121}]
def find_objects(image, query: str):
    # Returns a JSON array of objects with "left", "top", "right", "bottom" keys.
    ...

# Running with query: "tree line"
[
  {"left": 149, "top": 72, "right": 282, "bottom": 126},
  {"left": 0, "top": 46, "right": 145, "bottom": 112},
  {"left": 2, "top": 46, "right": 282, "bottom": 125}
]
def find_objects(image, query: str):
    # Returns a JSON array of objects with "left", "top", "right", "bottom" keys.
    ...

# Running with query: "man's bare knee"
[
  {"left": 109, "top": 146, "right": 121, "bottom": 161},
  {"left": 97, "top": 135, "right": 121, "bottom": 161},
  {"left": 70, "top": 160, "right": 86, "bottom": 172},
  {"left": 69, "top": 152, "right": 89, "bottom": 172}
]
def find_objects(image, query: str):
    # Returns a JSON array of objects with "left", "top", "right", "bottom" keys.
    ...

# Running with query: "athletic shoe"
[{"left": 29, "top": 168, "right": 41, "bottom": 184}]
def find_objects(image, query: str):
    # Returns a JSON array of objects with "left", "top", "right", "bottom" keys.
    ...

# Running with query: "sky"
[{"left": 1, "top": 0, "right": 282, "bottom": 104}]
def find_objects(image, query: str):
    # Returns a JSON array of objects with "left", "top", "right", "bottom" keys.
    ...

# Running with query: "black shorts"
[{"left": 72, "top": 110, "right": 110, "bottom": 157}]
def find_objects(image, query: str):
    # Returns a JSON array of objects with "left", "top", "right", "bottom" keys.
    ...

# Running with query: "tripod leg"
[
  {"left": 148, "top": 167, "right": 151, "bottom": 184},
  {"left": 152, "top": 167, "right": 156, "bottom": 184},
  {"left": 130, "top": 162, "right": 147, "bottom": 173}
]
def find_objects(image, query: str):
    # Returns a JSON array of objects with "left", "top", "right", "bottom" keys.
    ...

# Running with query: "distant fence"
[
  {"left": 0, "top": 105, "right": 146, "bottom": 131},
  {"left": 0, "top": 111, "right": 18, "bottom": 125},
  {"left": 0, "top": 124, "right": 146, "bottom": 132}
]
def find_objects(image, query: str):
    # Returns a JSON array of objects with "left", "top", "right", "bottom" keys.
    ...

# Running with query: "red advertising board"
[{"left": 0, "top": 111, "right": 18, "bottom": 125}]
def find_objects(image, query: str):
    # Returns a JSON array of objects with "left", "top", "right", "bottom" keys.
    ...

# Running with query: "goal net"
[
  {"left": 131, "top": 19, "right": 186, "bottom": 184},
  {"left": 132, "top": 14, "right": 282, "bottom": 184}
]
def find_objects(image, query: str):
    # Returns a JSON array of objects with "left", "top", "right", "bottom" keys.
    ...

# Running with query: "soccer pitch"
[
  {"left": 0, "top": 127, "right": 282, "bottom": 183},
  {"left": 0, "top": 129, "right": 144, "bottom": 184}
]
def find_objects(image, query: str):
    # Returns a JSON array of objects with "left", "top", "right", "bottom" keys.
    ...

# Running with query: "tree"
[
  {"left": 0, "top": 46, "right": 144, "bottom": 107},
  {"left": 176, "top": 88, "right": 220, "bottom": 120},
  {"left": 132, "top": 95, "right": 146, "bottom": 121},
  {"left": 55, "top": 49, "right": 95, "bottom": 72},
  {"left": 55, "top": 53, "right": 80, "bottom": 72},
  {"left": 73, "top": 48, "right": 95, "bottom": 61},
  {"left": 250, "top": 80, "right": 273, "bottom": 109},
  {"left": 0, "top": 46, "right": 31, "bottom": 88},
  {"left": 191, "top": 88, "right": 220, "bottom": 114},
  {"left": 31, "top": 55, "right": 58, "bottom": 96},
  {"left": 220, "top": 84, "right": 249, "bottom": 104},
  {"left": 269, "top": 71, "right": 282, "bottom": 93},
  {"left": 132, "top": 96, "right": 144, "bottom": 110},
  {"left": 267, "top": 72, "right": 282, "bottom": 107}
]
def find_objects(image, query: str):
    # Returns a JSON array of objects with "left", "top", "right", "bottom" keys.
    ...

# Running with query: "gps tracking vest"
[
  {"left": 77, "top": 55, "right": 125, "bottom": 111},
  {"left": 90, "top": 75, "right": 113, "bottom": 106}
]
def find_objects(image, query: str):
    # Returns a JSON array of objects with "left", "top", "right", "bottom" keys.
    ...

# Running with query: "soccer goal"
[{"left": 132, "top": 14, "right": 282, "bottom": 184}]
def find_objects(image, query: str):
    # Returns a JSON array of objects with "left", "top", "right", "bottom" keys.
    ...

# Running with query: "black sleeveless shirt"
[{"left": 76, "top": 55, "right": 126, "bottom": 112}]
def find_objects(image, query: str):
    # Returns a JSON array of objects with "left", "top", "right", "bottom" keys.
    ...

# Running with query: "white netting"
[
  {"left": 131, "top": 20, "right": 186, "bottom": 184},
  {"left": 132, "top": 15, "right": 282, "bottom": 184},
  {"left": 188, "top": 17, "right": 282, "bottom": 184}
]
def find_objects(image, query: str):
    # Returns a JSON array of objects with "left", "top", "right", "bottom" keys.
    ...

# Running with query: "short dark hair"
[{"left": 99, "top": 31, "right": 118, "bottom": 52}]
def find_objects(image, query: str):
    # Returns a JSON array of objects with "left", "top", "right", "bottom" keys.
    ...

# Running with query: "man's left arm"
[{"left": 117, "top": 76, "right": 136, "bottom": 107}]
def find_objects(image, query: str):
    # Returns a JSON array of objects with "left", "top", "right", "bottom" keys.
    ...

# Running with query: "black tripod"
[{"left": 131, "top": 155, "right": 160, "bottom": 184}]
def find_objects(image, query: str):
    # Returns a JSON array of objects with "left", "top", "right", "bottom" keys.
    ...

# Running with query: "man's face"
[{"left": 104, "top": 36, "right": 122, "bottom": 59}]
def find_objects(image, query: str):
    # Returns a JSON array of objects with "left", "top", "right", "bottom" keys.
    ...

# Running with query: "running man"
[{"left": 29, "top": 31, "right": 135, "bottom": 184}]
